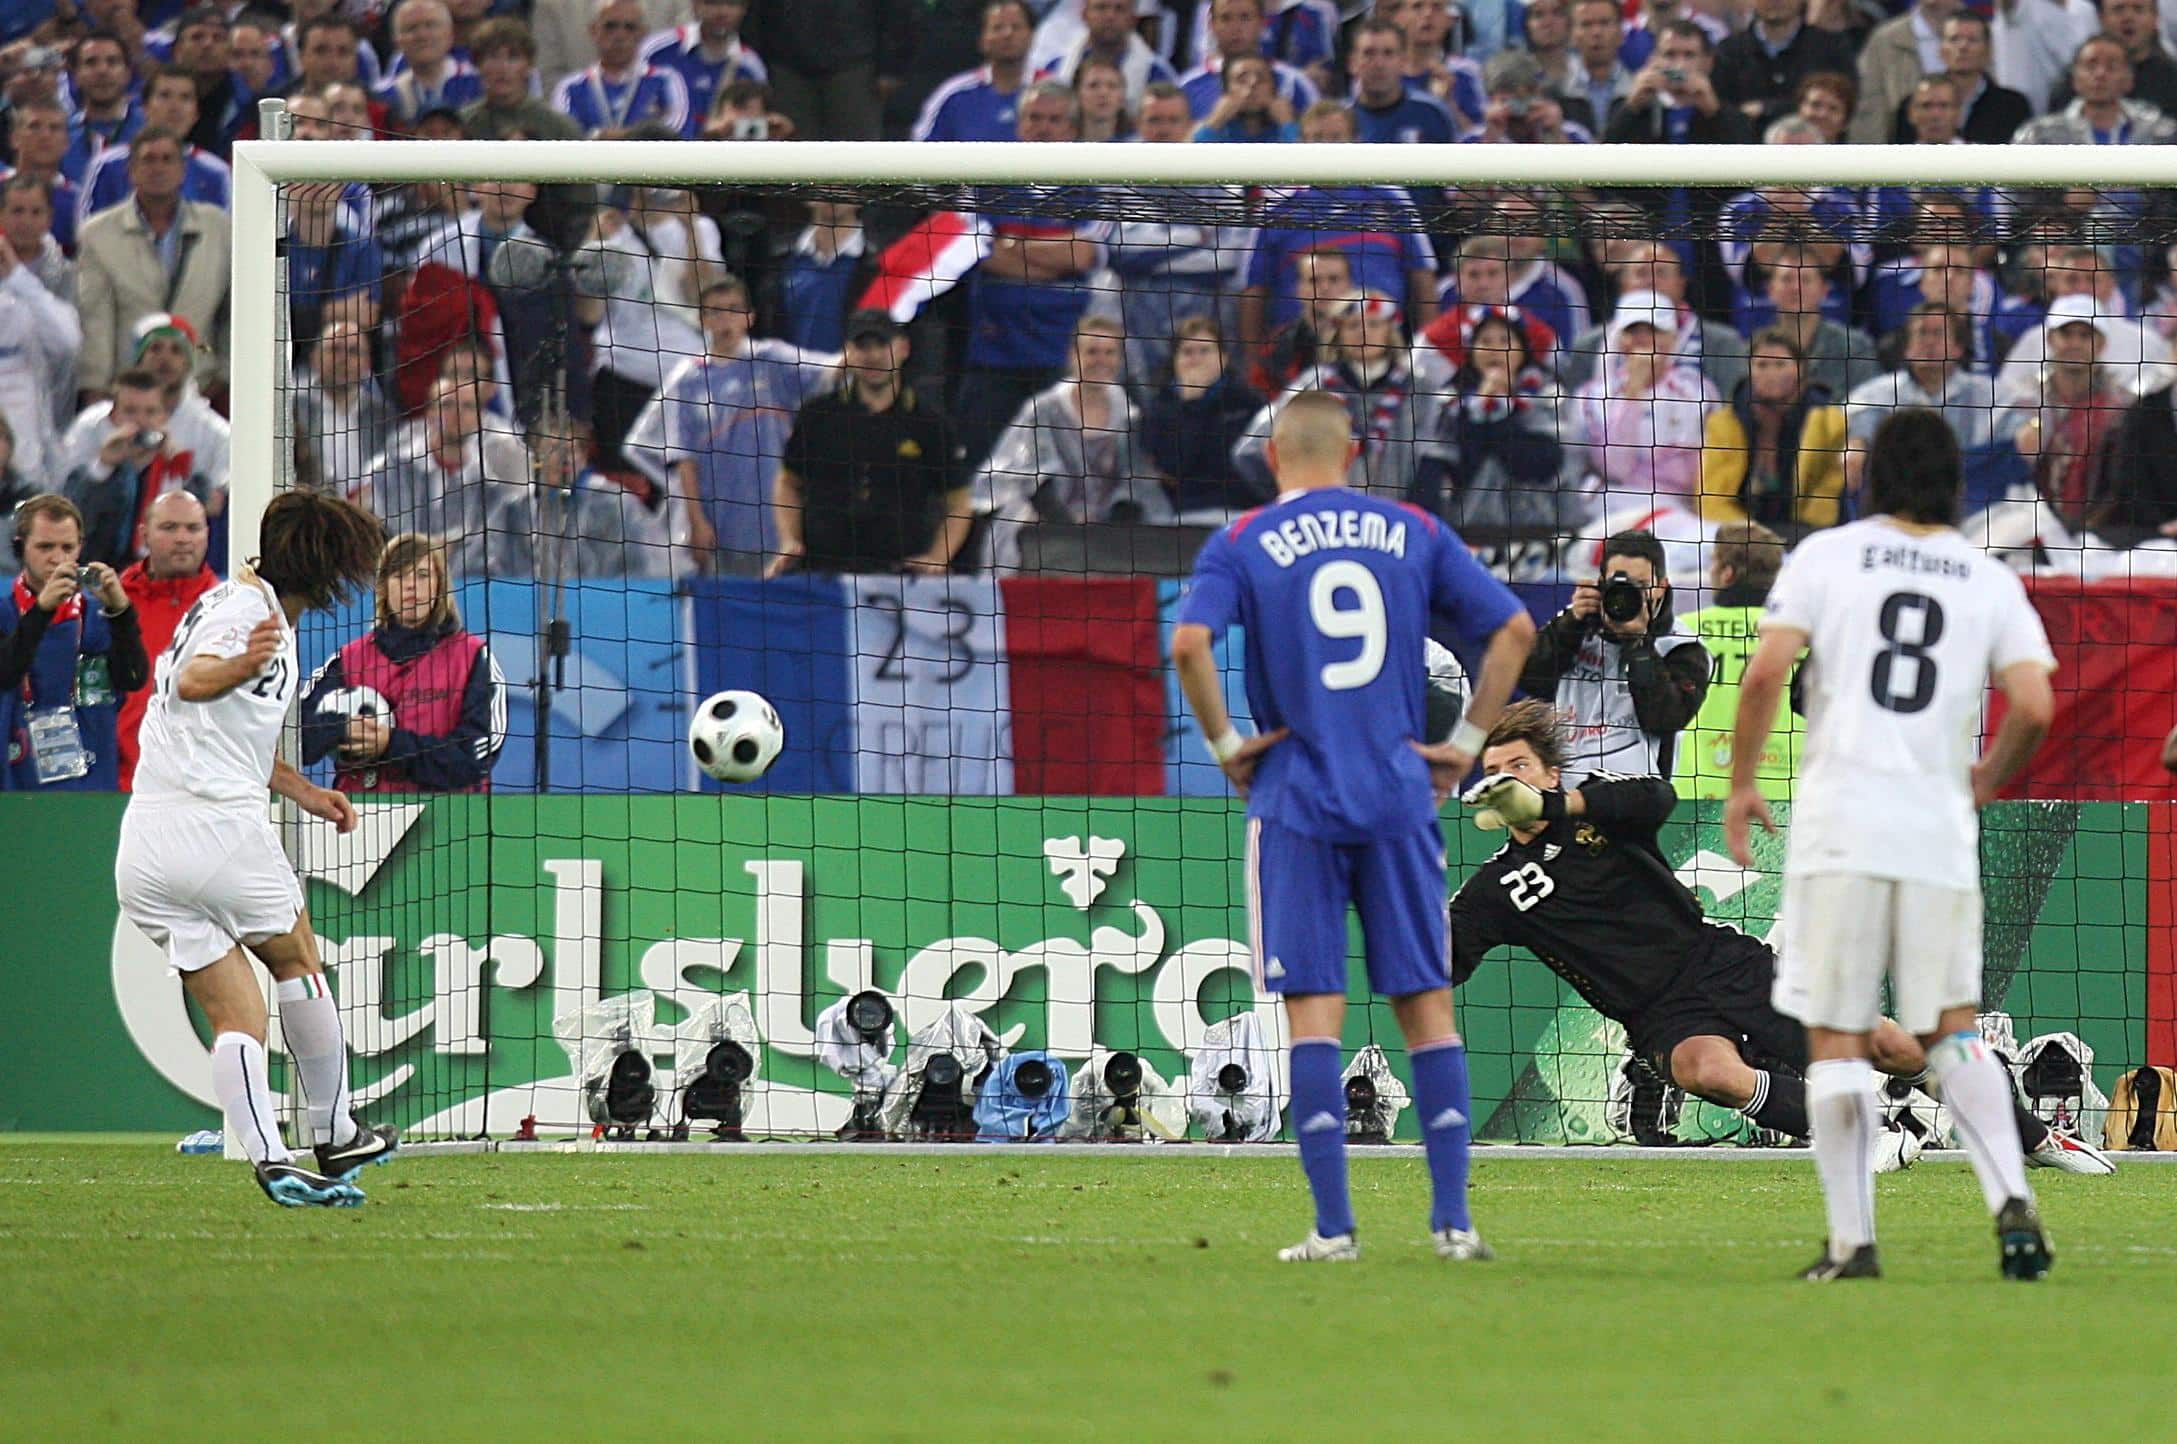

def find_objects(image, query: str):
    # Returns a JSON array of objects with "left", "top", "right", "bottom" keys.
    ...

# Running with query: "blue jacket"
[
  {"left": 0, "top": 586, "right": 148, "bottom": 790},
  {"left": 972, "top": 1052, "right": 1071, "bottom": 1141}
]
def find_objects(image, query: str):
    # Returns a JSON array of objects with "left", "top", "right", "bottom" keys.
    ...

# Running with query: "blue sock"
[
  {"left": 1288, "top": 1038, "right": 1355, "bottom": 1239},
  {"left": 1409, "top": 1036, "right": 1474, "bottom": 1233}
]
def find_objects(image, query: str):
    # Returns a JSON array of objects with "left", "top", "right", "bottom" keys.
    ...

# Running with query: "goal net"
[{"left": 234, "top": 130, "right": 2173, "bottom": 1146}]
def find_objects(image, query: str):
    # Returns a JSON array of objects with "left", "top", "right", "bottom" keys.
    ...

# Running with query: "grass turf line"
[{"left": 0, "top": 1145, "right": 2167, "bottom": 1440}]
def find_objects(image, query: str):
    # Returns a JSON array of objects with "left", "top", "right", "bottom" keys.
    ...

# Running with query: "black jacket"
[
  {"left": 745, "top": 0, "right": 899, "bottom": 76},
  {"left": 1712, "top": 22, "right": 1858, "bottom": 126},
  {"left": 1518, "top": 591, "right": 1712, "bottom": 771},
  {"left": 1602, "top": 97, "right": 1756, "bottom": 144},
  {"left": 1894, "top": 79, "right": 2033, "bottom": 144},
  {"left": 2092, "top": 384, "right": 2177, "bottom": 545},
  {"left": 1139, "top": 373, "right": 1264, "bottom": 514}
]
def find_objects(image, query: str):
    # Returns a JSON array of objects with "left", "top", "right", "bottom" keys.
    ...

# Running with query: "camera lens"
[
  {"left": 1014, "top": 1058, "right": 1054, "bottom": 1098},
  {"left": 843, "top": 990, "right": 892, "bottom": 1042},
  {"left": 1600, "top": 572, "right": 1645, "bottom": 624},
  {"left": 1216, "top": 1062, "right": 1250, "bottom": 1095}
]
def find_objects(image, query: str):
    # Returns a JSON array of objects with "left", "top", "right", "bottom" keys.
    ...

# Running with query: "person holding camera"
[
  {"left": 1517, "top": 527, "right": 1709, "bottom": 785},
  {"left": 1, "top": 493, "right": 148, "bottom": 790},
  {"left": 63, "top": 368, "right": 213, "bottom": 569}
]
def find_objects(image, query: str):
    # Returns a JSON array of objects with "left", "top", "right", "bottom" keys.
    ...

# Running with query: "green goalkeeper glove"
[{"left": 1460, "top": 772, "right": 1546, "bottom": 831}]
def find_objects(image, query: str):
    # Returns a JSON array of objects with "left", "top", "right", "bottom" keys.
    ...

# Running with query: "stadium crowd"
[{"left": 8, "top": 0, "right": 2177, "bottom": 789}]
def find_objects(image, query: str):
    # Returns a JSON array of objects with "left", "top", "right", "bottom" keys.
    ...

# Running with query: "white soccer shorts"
[
  {"left": 115, "top": 806, "right": 305, "bottom": 973},
  {"left": 1775, "top": 873, "right": 1983, "bottom": 1035}
]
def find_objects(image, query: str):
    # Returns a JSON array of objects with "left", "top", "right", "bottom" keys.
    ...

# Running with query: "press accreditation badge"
[{"left": 25, "top": 704, "right": 90, "bottom": 785}]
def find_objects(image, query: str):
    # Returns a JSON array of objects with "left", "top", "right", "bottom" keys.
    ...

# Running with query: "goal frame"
[{"left": 225, "top": 118, "right": 2162, "bottom": 560}]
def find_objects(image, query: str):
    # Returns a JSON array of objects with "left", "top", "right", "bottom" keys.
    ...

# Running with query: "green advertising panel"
[{"left": 0, "top": 794, "right": 2146, "bottom": 1140}]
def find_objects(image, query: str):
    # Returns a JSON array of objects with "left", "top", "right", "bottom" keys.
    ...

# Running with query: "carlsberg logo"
[{"left": 113, "top": 800, "right": 1282, "bottom": 1135}]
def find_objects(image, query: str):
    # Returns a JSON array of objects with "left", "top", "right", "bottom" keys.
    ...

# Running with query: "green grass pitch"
[{"left": 1, "top": 1140, "right": 2169, "bottom": 1441}]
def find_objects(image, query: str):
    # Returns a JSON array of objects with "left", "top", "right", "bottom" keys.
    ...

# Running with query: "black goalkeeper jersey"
[{"left": 1448, "top": 774, "right": 1748, "bottom": 1022}]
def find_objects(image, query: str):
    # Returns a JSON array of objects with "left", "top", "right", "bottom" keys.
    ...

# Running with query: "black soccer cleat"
[
  {"left": 254, "top": 1160, "right": 365, "bottom": 1208},
  {"left": 315, "top": 1119, "right": 400, "bottom": 1182},
  {"left": 1996, "top": 1198, "right": 2053, "bottom": 1281},
  {"left": 1798, "top": 1244, "right": 1881, "bottom": 1281}
]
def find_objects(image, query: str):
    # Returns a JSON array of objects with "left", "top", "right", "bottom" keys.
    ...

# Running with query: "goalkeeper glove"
[{"left": 1460, "top": 772, "right": 1547, "bottom": 831}]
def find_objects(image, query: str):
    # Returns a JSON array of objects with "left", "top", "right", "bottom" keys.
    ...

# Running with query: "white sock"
[
  {"left": 276, "top": 974, "right": 356, "bottom": 1147},
  {"left": 1928, "top": 1031, "right": 2033, "bottom": 1215},
  {"left": 1805, "top": 1057, "right": 1879, "bottom": 1255},
  {"left": 212, "top": 1032, "right": 291, "bottom": 1164}
]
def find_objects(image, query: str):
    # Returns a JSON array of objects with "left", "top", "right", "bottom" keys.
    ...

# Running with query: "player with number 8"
[
  {"left": 1171, "top": 390, "right": 1535, "bottom": 1263},
  {"left": 1726, "top": 407, "right": 2062, "bottom": 1281}
]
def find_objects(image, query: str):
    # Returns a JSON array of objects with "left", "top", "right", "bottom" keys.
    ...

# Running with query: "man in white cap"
[
  {"left": 1997, "top": 265, "right": 2172, "bottom": 404},
  {"left": 2011, "top": 295, "right": 2130, "bottom": 533}
]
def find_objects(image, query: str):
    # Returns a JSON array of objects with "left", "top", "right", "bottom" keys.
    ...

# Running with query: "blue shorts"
[{"left": 1244, "top": 816, "right": 1450, "bottom": 998}]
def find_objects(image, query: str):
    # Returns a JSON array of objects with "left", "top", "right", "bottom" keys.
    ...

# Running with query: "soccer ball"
[
  {"left": 318, "top": 685, "right": 396, "bottom": 732},
  {"left": 689, "top": 689, "right": 784, "bottom": 783},
  {"left": 319, "top": 686, "right": 396, "bottom": 762}
]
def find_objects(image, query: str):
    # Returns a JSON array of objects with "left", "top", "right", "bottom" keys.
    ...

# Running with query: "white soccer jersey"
[
  {"left": 131, "top": 576, "right": 295, "bottom": 812},
  {"left": 1761, "top": 518, "right": 2055, "bottom": 889}
]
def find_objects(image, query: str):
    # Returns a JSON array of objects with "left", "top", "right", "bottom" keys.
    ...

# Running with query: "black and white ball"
[
  {"left": 318, "top": 685, "right": 396, "bottom": 733},
  {"left": 689, "top": 689, "right": 784, "bottom": 783}
]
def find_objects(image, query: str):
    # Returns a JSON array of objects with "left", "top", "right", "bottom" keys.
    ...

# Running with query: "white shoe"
[
  {"left": 1277, "top": 1231, "right": 1359, "bottom": 1262},
  {"left": 2027, "top": 1128, "right": 2116, "bottom": 1174},
  {"left": 1431, "top": 1227, "right": 1495, "bottom": 1261},
  {"left": 1874, "top": 1122, "right": 1922, "bottom": 1174}
]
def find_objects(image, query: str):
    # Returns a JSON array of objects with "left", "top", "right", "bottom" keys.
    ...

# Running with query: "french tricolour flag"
[{"left": 690, "top": 575, "right": 1166, "bottom": 794}]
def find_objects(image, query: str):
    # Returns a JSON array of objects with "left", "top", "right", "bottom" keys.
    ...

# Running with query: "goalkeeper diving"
[{"left": 1443, "top": 699, "right": 2111, "bottom": 1173}]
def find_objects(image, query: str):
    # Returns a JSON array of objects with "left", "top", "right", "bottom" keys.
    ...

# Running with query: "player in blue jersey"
[{"left": 1172, "top": 391, "right": 1537, "bottom": 1262}]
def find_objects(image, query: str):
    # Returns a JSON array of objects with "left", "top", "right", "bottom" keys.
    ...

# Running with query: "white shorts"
[
  {"left": 115, "top": 805, "right": 304, "bottom": 973},
  {"left": 1776, "top": 873, "right": 1982, "bottom": 1034}
]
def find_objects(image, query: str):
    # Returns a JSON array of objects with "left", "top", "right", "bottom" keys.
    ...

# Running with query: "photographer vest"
[
  {"left": 332, "top": 626, "right": 486, "bottom": 793},
  {"left": 1678, "top": 597, "right": 1800, "bottom": 802},
  {"left": 1, "top": 582, "right": 121, "bottom": 791},
  {"left": 1555, "top": 622, "right": 1704, "bottom": 785}
]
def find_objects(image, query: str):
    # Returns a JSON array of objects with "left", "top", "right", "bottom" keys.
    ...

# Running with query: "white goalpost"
[
  {"left": 218, "top": 114, "right": 2170, "bottom": 1152},
  {"left": 225, "top": 127, "right": 2172, "bottom": 556}
]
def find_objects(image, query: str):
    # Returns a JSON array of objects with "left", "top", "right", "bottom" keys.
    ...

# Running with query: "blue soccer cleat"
[{"left": 254, "top": 1160, "right": 366, "bottom": 1208}]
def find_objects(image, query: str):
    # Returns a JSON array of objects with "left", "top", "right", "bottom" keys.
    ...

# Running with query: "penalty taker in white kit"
[
  {"left": 1727, "top": 408, "right": 2058, "bottom": 1282},
  {"left": 116, "top": 492, "right": 400, "bottom": 1207},
  {"left": 1171, "top": 392, "right": 1536, "bottom": 1263}
]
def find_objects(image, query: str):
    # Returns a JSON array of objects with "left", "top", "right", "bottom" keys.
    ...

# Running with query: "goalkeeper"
[{"left": 1446, "top": 700, "right": 2112, "bottom": 1172}]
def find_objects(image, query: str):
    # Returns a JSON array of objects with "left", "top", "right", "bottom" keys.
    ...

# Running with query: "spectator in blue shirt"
[
  {"left": 1180, "top": 0, "right": 1317, "bottom": 119},
  {"left": 952, "top": 81, "right": 1109, "bottom": 474},
  {"left": 286, "top": 180, "right": 384, "bottom": 355},
  {"left": 1348, "top": 16, "right": 1458, "bottom": 142},
  {"left": 1, "top": 100, "right": 82, "bottom": 253},
  {"left": 550, "top": 0, "right": 693, "bottom": 137},
  {"left": 1238, "top": 103, "right": 1438, "bottom": 356},
  {"left": 779, "top": 199, "right": 873, "bottom": 354},
  {"left": 914, "top": 0, "right": 1035, "bottom": 142},
  {"left": 61, "top": 33, "right": 144, "bottom": 185},
  {"left": 1192, "top": 52, "right": 1300, "bottom": 141},
  {"left": 1398, "top": 0, "right": 1487, "bottom": 126},
  {"left": 375, "top": 0, "right": 486, "bottom": 131},
  {"left": 640, "top": 0, "right": 766, "bottom": 125},
  {"left": 77, "top": 66, "right": 232, "bottom": 234}
]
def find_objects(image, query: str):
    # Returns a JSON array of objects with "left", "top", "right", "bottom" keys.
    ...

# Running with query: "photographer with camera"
[
  {"left": 1, "top": 493, "right": 148, "bottom": 791},
  {"left": 1518, "top": 528, "right": 1709, "bottom": 784},
  {"left": 63, "top": 368, "right": 214, "bottom": 570}
]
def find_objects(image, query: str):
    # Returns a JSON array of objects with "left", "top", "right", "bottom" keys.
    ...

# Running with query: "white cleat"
[
  {"left": 1431, "top": 1227, "right": 1495, "bottom": 1261},
  {"left": 1277, "top": 1231, "right": 1359, "bottom": 1262},
  {"left": 1874, "top": 1122, "right": 1923, "bottom": 1174},
  {"left": 2027, "top": 1128, "right": 2116, "bottom": 1174}
]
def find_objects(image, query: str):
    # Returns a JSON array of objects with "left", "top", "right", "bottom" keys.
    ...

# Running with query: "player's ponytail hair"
[
  {"left": 1483, "top": 699, "right": 1569, "bottom": 775},
  {"left": 1864, "top": 406, "right": 1961, "bottom": 527},
  {"left": 254, "top": 491, "right": 385, "bottom": 614}
]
